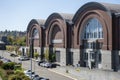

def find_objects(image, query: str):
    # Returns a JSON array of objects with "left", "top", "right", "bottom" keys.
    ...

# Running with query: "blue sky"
[{"left": 0, "top": 0, "right": 120, "bottom": 31}]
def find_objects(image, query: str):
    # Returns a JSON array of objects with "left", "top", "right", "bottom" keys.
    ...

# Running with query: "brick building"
[{"left": 26, "top": 2, "right": 120, "bottom": 71}]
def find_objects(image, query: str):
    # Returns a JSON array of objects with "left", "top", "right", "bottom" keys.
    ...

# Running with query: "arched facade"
[
  {"left": 26, "top": 19, "right": 45, "bottom": 59},
  {"left": 72, "top": 2, "right": 120, "bottom": 70},
  {"left": 45, "top": 13, "right": 73, "bottom": 65},
  {"left": 26, "top": 2, "right": 120, "bottom": 71}
]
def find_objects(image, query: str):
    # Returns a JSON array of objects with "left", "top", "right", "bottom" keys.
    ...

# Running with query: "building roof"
[
  {"left": 73, "top": 2, "right": 120, "bottom": 22},
  {"left": 44, "top": 13, "right": 74, "bottom": 29},
  {"left": 59, "top": 13, "right": 74, "bottom": 21},
  {"left": 101, "top": 2, "right": 120, "bottom": 13},
  {"left": 27, "top": 19, "right": 45, "bottom": 32}
]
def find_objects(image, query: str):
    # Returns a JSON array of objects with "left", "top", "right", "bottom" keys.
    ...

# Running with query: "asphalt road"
[{"left": 0, "top": 50, "right": 73, "bottom": 80}]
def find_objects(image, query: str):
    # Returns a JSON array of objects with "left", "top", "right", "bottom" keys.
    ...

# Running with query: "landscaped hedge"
[
  {"left": 0, "top": 62, "right": 30, "bottom": 80},
  {"left": 2, "top": 62, "right": 15, "bottom": 70},
  {"left": 8, "top": 70, "right": 30, "bottom": 80}
]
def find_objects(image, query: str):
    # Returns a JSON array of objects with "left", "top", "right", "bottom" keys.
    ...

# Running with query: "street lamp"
[{"left": 29, "top": 37, "right": 34, "bottom": 80}]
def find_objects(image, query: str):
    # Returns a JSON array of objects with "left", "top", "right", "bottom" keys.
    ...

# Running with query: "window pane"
[{"left": 82, "top": 18, "right": 103, "bottom": 39}]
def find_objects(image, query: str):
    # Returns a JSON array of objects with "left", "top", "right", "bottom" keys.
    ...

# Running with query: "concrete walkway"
[{"left": 49, "top": 66, "right": 120, "bottom": 80}]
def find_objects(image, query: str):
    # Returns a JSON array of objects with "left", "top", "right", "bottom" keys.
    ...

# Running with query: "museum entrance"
[
  {"left": 80, "top": 18, "right": 103, "bottom": 69},
  {"left": 83, "top": 41, "right": 102, "bottom": 69}
]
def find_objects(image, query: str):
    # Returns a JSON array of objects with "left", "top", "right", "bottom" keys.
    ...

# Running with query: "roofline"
[
  {"left": 27, "top": 19, "right": 45, "bottom": 32},
  {"left": 72, "top": 2, "right": 111, "bottom": 22}
]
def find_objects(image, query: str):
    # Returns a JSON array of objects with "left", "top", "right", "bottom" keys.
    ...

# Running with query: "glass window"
[
  {"left": 33, "top": 29, "right": 39, "bottom": 39},
  {"left": 82, "top": 18, "right": 103, "bottom": 39}
]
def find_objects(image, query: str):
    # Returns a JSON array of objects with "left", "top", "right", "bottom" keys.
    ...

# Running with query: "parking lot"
[{"left": 0, "top": 50, "right": 74, "bottom": 80}]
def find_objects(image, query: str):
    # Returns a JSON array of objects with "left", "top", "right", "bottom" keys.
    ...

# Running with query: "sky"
[{"left": 0, "top": 0, "right": 120, "bottom": 31}]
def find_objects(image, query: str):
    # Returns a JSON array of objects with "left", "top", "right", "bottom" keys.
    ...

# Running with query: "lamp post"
[{"left": 29, "top": 37, "right": 34, "bottom": 80}]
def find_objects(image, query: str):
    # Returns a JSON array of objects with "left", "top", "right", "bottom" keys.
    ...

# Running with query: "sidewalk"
[{"left": 48, "top": 66, "right": 120, "bottom": 80}]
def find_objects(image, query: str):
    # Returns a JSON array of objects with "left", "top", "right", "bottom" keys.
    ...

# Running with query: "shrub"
[
  {"left": 2, "top": 63, "right": 9, "bottom": 70},
  {"left": 8, "top": 71, "right": 30, "bottom": 80},
  {"left": 6, "top": 70, "right": 14, "bottom": 75},
  {"left": 8, "top": 62, "right": 15, "bottom": 70},
  {"left": 14, "top": 65, "right": 22, "bottom": 70},
  {"left": 2, "top": 62, "right": 15, "bottom": 70},
  {"left": 14, "top": 70, "right": 24, "bottom": 75},
  {"left": 8, "top": 75, "right": 22, "bottom": 80},
  {"left": 34, "top": 52, "right": 39, "bottom": 59}
]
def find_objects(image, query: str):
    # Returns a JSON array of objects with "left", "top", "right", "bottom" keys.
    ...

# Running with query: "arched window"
[
  {"left": 82, "top": 18, "right": 103, "bottom": 39},
  {"left": 33, "top": 29, "right": 39, "bottom": 39}
]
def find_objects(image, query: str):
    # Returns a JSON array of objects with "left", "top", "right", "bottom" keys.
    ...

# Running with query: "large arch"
[
  {"left": 27, "top": 19, "right": 45, "bottom": 47},
  {"left": 73, "top": 2, "right": 113, "bottom": 50},
  {"left": 45, "top": 13, "right": 73, "bottom": 65},
  {"left": 26, "top": 19, "right": 45, "bottom": 59},
  {"left": 72, "top": 2, "right": 120, "bottom": 70},
  {"left": 45, "top": 13, "right": 73, "bottom": 48}
]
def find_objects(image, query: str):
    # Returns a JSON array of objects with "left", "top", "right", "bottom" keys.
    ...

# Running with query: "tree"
[
  {"left": 7, "top": 36, "right": 14, "bottom": 45},
  {"left": 34, "top": 52, "right": 39, "bottom": 59}
]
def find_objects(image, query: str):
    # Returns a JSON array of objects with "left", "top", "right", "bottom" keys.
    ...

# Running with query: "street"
[{"left": 0, "top": 50, "right": 73, "bottom": 80}]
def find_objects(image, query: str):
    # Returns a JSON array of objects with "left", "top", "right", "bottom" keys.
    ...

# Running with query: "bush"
[
  {"left": 8, "top": 75, "right": 22, "bottom": 80},
  {"left": 2, "top": 62, "right": 15, "bottom": 70},
  {"left": 8, "top": 71, "right": 30, "bottom": 80},
  {"left": 8, "top": 62, "right": 15, "bottom": 70},
  {"left": 2, "top": 63, "right": 9, "bottom": 70},
  {"left": 34, "top": 52, "right": 39, "bottom": 59},
  {"left": 14, "top": 65, "right": 22, "bottom": 70},
  {"left": 6, "top": 70, "right": 14, "bottom": 75},
  {"left": 14, "top": 70, "right": 24, "bottom": 75},
  {"left": 49, "top": 52, "right": 56, "bottom": 62}
]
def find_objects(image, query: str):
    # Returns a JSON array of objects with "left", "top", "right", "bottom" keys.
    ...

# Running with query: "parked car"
[
  {"left": 18, "top": 56, "right": 30, "bottom": 61},
  {"left": 32, "top": 74, "right": 39, "bottom": 79},
  {"left": 44, "top": 62, "right": 52, "bottom": 68},
  {"left": 33, "top": 76, "right": 49, "bottom": 80},
  {"left": 40, "top": 62, "right": 48, "bottom": 67},
  {"left": 50, "top": 63, "right": 58, "bottom": 68},
  {"left": 38, "top": 61, "right": 45, "bottom": 66},
  {"left": 10, "top": 53, "right": 18, "bottom": 57},
  {"left": 25, "top": 71, "right": 36, "bottom": 78},
  {"left": 24, "top": 70, "right": 31, "bottom": 74},
  {"left": 38, "top": 61, "right": 60, "bottom": 68}
]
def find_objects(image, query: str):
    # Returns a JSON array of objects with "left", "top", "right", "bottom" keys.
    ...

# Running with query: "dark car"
[
  {"left": 33, "top": 76, "right": 49, "bottom": 80},
  {"left": 38, "top": 61, "right": 46, "bottom": 66},
  {"left": 10, "top": 53, "right": 18, "bottom": 57},
  {"left": 46, "top": 63, "right": 60, "bottom": 68}
]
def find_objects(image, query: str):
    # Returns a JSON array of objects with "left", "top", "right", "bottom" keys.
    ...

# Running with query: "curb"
[{"left": 48, "top": 69, "right": 77, "bottom": 80}]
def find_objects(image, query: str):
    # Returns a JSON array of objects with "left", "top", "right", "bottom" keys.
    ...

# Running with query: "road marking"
[{"left": 48, "top": 69, "right": 77, "bottom": 80}]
